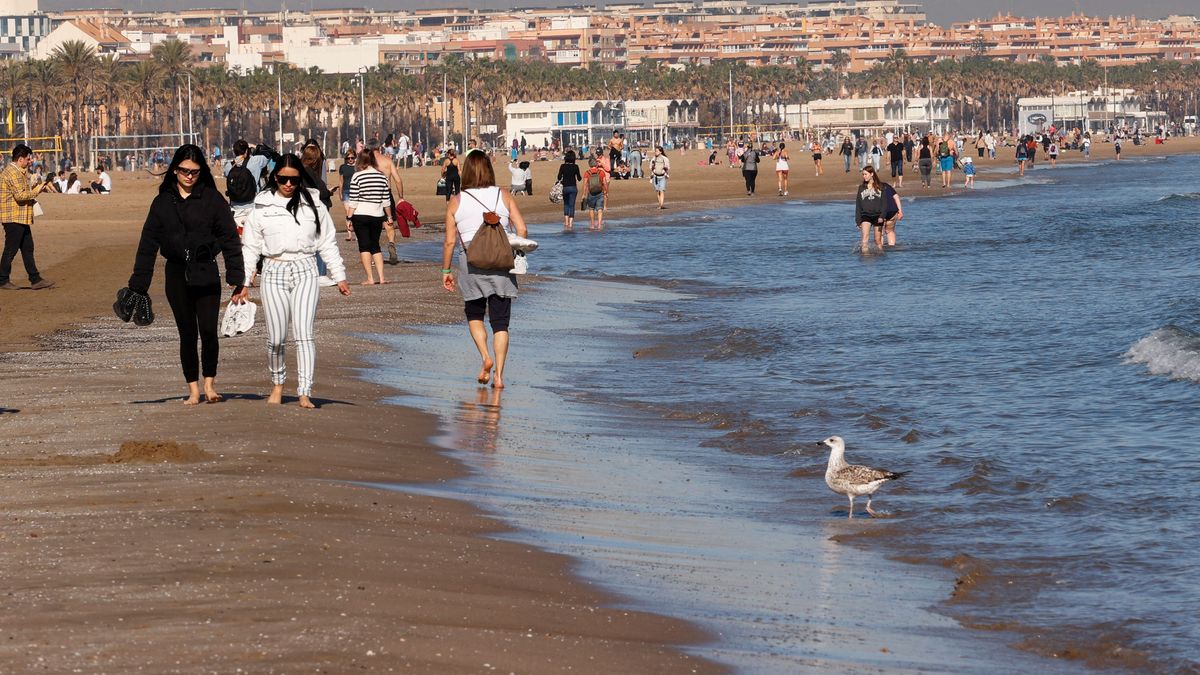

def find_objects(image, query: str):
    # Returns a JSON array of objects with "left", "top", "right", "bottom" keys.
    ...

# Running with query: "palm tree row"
[{"left": 3, "top": 41, "right": 1197, "bottom": 167}]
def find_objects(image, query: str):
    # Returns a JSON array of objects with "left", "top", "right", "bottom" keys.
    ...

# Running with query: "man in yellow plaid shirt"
[{"left": 0, "top": 144, "right": 54, "bottom": 290}]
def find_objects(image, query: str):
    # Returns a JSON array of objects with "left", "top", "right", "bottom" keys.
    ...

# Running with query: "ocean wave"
[
  {"left": 1124, "top": 325, "right": 1200, "bottom": 382},
  {"left": 1155, "top": 192, "right": 1200, "bottom": 202}
]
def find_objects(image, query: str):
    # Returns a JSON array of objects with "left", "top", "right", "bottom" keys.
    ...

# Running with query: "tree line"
[{"left": 4, "top": 39, "right": 1198, "bottom": 163}]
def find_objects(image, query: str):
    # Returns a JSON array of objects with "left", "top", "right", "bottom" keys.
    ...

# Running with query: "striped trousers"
[{"left": 260, "top": 257, "right": 320, "bottom": 396}]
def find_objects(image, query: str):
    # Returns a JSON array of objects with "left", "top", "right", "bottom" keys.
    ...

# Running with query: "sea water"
[{"left": 366, "top": 154, "right": 1199, "bottom": 673}]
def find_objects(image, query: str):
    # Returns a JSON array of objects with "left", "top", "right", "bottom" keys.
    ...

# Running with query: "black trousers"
[
  {"left": 743, "top": 169, "right": 758, "bottom": 194},
  {"left": 0, "top": 222, "right": 42, "bottom": 285},
  {"left": 164, "top": 263, "right": 222, "bottom": 383}
]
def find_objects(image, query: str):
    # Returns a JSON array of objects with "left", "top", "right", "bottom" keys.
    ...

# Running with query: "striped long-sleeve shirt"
[
  {"left": 0, "top": 163, "right": 40, "bottom": 225},
  {"left": 346, "top": 167, "right": 391, "bottom": 218}
]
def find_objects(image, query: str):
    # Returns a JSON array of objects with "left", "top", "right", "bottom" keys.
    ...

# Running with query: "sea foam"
[{"left": 1125, "top": 326, "right": 1200, "bottom": 382}]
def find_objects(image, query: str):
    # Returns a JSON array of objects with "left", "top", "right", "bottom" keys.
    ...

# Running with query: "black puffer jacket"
[{"left": 128, "top": 183, "right": 244, "bottom": 293}]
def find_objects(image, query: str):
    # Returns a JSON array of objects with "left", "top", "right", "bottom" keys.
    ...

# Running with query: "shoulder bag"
[
  {"left": 458, "top": 190, "right": 514, "bottom": 272},
  {"left": 184, "top": 242, "right": 220, "bottom": 287}
]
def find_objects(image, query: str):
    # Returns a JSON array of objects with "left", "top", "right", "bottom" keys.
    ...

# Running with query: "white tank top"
[{"left": 454, "top": 186, "right": 511, "bottom": 245}]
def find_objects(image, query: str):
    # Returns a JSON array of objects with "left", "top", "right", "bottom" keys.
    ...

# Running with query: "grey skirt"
[{"left": 455, "top": 251, "right": 518, "bottom": 301}]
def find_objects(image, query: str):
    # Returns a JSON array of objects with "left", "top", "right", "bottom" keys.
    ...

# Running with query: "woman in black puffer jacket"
[{"left": 127, "top": 144, "right": 244, "bottom": 405}]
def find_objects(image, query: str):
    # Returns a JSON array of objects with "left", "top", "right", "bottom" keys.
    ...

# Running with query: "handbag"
[
  {"left": 184, "top": 242, "right": 220, "bottom": 287},
  {"left": 113, "top": 287, "right": 154, "bottom": 326},
  {"left": 458, "top": 190, "right": 514, "bottom": 272},
  {"left": 548, "top": 180, "right": 563, "bottom": 203},
  {"left": 435, "top": 178, "right": 447, "bottom": 196}
]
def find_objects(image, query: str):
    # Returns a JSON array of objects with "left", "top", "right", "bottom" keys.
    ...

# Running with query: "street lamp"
[{"left": 356, "top": 67, "right": 368, "bottom": 143}]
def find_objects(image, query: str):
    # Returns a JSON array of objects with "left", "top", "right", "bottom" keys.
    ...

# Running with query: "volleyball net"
[
  {"left": 89, "top": 133, "right": 201, "bottom": 173},
  {"left": 0, "top": 135, "right": 63, "bottom": 154}
]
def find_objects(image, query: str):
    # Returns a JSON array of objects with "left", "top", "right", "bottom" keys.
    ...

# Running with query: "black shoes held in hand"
[{"left": 113, "top": 287, "right": 154, "bottom": 326}]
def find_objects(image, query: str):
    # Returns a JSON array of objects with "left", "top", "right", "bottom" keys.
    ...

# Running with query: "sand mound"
[{"left": 109, "top": 440, "right": 213, "bottom": 464}]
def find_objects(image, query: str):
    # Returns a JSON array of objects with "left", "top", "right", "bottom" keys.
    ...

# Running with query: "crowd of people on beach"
[{"left": 3, "top": 116, "right": 1161, "bottom": 404}]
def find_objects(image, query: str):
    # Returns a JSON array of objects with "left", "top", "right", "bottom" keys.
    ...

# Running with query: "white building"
[
  {"left": 504, "top": 98, "right": 699, "bottom": 148},
  {"left": 802, "top": 96, "right": 952, "bottom": 134},
  {"left": 0, "top": 0, "right": 48, "bottom": 59},
  {"left": 1017, "top": 89, "right": 1166, "bottom": 135}
]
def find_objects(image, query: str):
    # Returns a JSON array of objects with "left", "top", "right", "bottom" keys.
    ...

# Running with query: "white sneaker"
[{"left": 318, "top": 276, "right": 336, "bottom": 287}]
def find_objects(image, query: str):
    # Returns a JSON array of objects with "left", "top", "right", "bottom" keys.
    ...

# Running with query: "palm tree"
[
  {"left": 50, "top": 39, "right": 98, "bottom": 165},
  {"left": 0, "top": 61, "right": 27, "bottom": 137},
  {"left": 25, "top": 59, "right": 60, "bottom": 140},
  {"left": 152, "top": 38, "right": 193, "bottom": 141}
]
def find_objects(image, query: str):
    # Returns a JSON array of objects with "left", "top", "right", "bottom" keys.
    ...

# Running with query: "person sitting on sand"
[
  {"left": 126, "top": 144, "right": 245, "bottom": 405},
  {"left": 232, "top": 153, "right": 351, "bottom": 409},
  {"left": 441, "top": 149, "right": 529, "bottom": 389}
]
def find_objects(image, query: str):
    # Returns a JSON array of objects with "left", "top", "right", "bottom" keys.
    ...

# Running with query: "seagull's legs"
[
  {"left": 866, "top": 496, "right": 877, "bottom": 517},
  {"left": 847, "top": 495, "right": 855, "bottom": 519}
]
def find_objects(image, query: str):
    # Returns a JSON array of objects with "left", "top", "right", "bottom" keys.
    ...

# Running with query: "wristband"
[{"left": 441, "top": 268, "right": 452, "bottom": 274}]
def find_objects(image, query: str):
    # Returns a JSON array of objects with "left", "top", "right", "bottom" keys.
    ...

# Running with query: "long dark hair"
[
  {"left": 159, "top": 144, "right": 216, "bottom": 194},
  {"left": 265, "top": 153, "right": 321, "bottom": 233}
]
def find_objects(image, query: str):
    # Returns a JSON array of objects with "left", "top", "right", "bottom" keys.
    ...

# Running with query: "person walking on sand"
[
  {"left": 1048, "top": 139, "right": 1059, "bottom": 167},
  {"left": 886, "top": 135, "right": 905, "bottom": 188},
  {"left": 840, "top": 136, "right": 854, "bottom": 173},
  {"left": 649, "top": 145, "right": 670, "bottom": 209},
  {"left": 0, "top": 144, "right": 55, "bottom": 291},
  {"left": 556, "top": 150, "right": 581, "bottom": 230},
  {"left": 581, "top": 158, "right": 609, "bottom": 230},
  {"left": 334, "top": 151, "right": 357, "bottom": 240},
  {"left": 809, "top": 139, "right": 823, "bottom": 177},
  {"left": 962, "top": 156, "right": 977, "bottom": 187},
  {"left": 441, "top": 150, "right": 529, "bottom": 389},
  {"left": 441, "top": 149, "right": 461, "bottom": 200},
  {"left": 1114, "top": 138, "right": 1122, "bottom": 160},
  {"left": 232, "top": 154, "right": 351, "bottom": 409},
  {"left": 1015, "top": 140, "right": 1028, "bottom": 177},
  {"left": 855, "top": 166, "right": 889, "bottom": 255},
  {"left": 367, "top": 138, "right": 404, "bottom": 265},
  {"left": 344, "top": 150, "right": 393, "bottom": 285},
  {"left": 127, "top": 144, "right": 244, "bottom": 405},
  {"left": 741, "top": 143, "right": 761, "bottom": 196},
  {"left": 917, "top": 137, "right": 934, "bottom": 188},
  {"left": 772, "top": 142, "right": 790, "bottom": 195}
]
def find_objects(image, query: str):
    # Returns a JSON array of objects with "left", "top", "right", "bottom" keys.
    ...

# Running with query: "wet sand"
[{"left": 1, "top": 135, "right": 1194, "bottom": 670}]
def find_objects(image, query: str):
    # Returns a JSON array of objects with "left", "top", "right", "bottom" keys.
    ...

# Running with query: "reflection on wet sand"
[{"left": 452, "top": 387, "right": 503, "bottom": 453}]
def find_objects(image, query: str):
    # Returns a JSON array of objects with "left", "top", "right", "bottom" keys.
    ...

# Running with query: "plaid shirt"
[{"left": 0, "top": 162, "right": 39, "bottom": 225}]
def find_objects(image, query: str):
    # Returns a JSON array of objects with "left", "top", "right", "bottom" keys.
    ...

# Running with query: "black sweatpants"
[{"left": 164, "top": 263, "right": 222, "bottom": 383}]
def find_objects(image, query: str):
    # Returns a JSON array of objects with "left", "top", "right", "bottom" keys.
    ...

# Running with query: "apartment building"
[
  {"left": 26, "top": 2, "right": 1200, "bottom": 74},
  {"left": 803, "top": 96, "right": 952, "bottom": 134},
  {"left": 504, "top": 98, "right": 699, "bottom": 148}
]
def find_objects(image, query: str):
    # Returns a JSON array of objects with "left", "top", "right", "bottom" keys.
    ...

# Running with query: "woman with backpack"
[
  {"left": 556, "top": 150, "right": 581, "bottom": 230},
  {"left": 441, "top": 150, "right": 528, "bottom": 389},
  {"left": 937, "top": 134, "right": 956, "bottom": 188},
  {"left": 126, "top": 144, "right": 245, "bottom": 405},
  {"left": 649, "top": 145, "right": 670, "bottom": 209},
  {"left": 232, "top": 154, "right": 350, "bottom": 409}
]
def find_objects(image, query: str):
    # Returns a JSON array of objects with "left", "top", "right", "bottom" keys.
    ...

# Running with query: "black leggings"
[
  {"left": 164, "top": 263, "right": 222, "bottom": 383},
  {"left": 351, "top": 215, "right": 385, "bottom": 254},
  {"left": 464, "top": 295, "right": 511, "bottom": 332},
  {"left": 443, "top": 175, "right": 461, "bottom": 201},
  {"left": 743, "top": 169, "right": 758, "bottom": 194}
]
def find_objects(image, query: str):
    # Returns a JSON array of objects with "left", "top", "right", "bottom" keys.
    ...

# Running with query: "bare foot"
[
  {"left": 492, "top": 377, "right": 505, "bottom": 389},
  {"left": 267, "top": 385, "right": 284, "bottom": 405},
  {"left": 298, "top": 395, "right": 316, "bottom": 409},
  {"left": 477, "top": 358, "right": 494, "bottom": 384},
  {"left": 360, "top": 280, "right": 376, "bottom": 286},
  {"left": 183, "top": 394, "right": 201, "bottom": 405},
  {"left": 378, "top": 280, "right": 389, "bottom": 285}
]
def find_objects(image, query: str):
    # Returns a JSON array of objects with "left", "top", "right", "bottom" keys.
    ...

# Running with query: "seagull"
[{"left": 817, "top": 436, "right": 908, "bottom": 518}]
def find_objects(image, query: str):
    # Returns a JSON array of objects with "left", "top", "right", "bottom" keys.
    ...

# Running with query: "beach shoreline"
[
  {"left": 2, "top": 138, "right": 1197, "bottom": 670},
  {"left": 0, "top": 259, "right": 719, "bottom": 671}
]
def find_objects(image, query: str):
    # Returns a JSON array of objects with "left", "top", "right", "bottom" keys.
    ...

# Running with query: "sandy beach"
[{"left": 2, "top": 135, "right": 1197, "bottom": 670}]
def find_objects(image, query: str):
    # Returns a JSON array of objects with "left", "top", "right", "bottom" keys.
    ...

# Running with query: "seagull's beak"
[{"left": 812, "top": 441, "right": 828, "bottom": 450}]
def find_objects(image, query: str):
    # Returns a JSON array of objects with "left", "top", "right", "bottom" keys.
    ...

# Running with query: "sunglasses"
[
  {"left": 276, "top": 174, "right": 301, "bottom": 185},
  {"left": 176, "top": 167, "right": 201, "bottom": 178}
]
